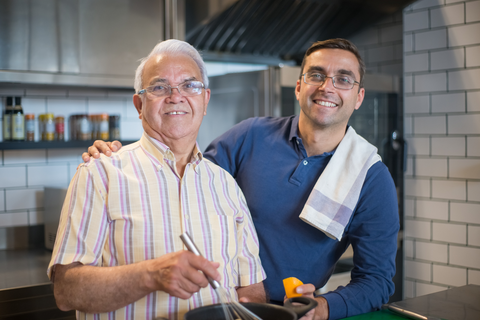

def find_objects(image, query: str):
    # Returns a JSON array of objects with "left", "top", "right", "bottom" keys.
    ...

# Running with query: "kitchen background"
[{"left": 0, "top": 0, "right": 479, "bottom": 306}]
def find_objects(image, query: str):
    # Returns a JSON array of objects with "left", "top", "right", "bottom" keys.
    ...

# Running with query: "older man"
[
  {"left": 85, "top": 39, "right": 399, "bottom": 320},
  {"left": 48, "top": 39, "right": 266, "bottom": 320}
]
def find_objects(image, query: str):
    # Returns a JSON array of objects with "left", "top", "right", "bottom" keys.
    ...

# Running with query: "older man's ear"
[{"left": 133, "top": 94, "right": 143, "bottom": 119}]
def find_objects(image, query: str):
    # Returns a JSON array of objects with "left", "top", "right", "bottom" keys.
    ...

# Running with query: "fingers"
[
  {"left": 110, "top": 140, "right": 122, "bottom": 152},
  {"left": 298, "top": 308, "right": 315, "bottom": 320},
  {"left": 93, "top": 140, "right": 112, "bottom": 156},
  {"left": 81, "top": 152, "right": 91, "bottom": 163},
  {"left": 150, "top": 251, "right": 221, "bottom": 300},
  {"left": 295, "top": 284, "right": 316, "bottom": 298}
]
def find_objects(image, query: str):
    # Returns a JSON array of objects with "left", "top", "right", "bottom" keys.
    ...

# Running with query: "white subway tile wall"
[
  {"left": 432, "top": 265, "right": 467, "bottom": 286},
  {"left": 431, "top": 92, "right": 465, "bottom": 113},
  {"left": 404, "top": 0, "right": 480, "bottom": 298},
  {"left": 431, "top": 136, "right": 465, "bottom": 156},
  {"left": 467, "top": 91, "right": 480, "bottom": 112},
  {"left": 415, "top": 157, "right": 447, "bottom": 177},
  {"left": 431, "top": 179, "right": 466, "bottom": 200},
  {"left": 405, "top": 95, "right": 430, "bottom": 114},
  {"left": 466, "top": 45, "right": 480, "bottom": 67},
  {"left": 408, "top": 137, "right": 430, "bottom": 156},
  {"left": 416, "top": 199, "right": 449, "bottom": 220},
  {"left": 348, "top": 11, "right": 404, "bottom": 77},
  {"left": 430, "top": 48, "right": 465, "bottom": 71},
  {"left": 405, "top": 260, "right": 431, "bottom": 281},
  {"left": 467, "top": 181, "right": 480, "bottom": 201},
  {"left": 467, "top": 137, "right": 480, "bottom": 156},
  {"left": 468, "top": 269, "right": 480, "bottom": 285},
  {"left": 0, "top": 86, "right": 143, "bottom": 228},
  {"left": 430, "top": 3, "right": 465, "bottom": 27}
]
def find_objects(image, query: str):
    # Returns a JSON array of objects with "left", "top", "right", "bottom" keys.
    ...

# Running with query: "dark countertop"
[{"left": 0, "top": 248, "right": 52, "bottom": 290}]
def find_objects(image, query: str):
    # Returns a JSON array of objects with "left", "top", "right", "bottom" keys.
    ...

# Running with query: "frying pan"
[{"left": 183, "top": 296, "right": 318, "bottom": 320}]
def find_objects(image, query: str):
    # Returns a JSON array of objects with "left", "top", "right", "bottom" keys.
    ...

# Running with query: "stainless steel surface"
[
  {"left": 186, "top": 0, "right": 416, "bottom": 65},
  {"left": 197, "top": 69, "right": 278, "bottom": 150},
  {"left": 0, "top": 0, "right": 174, "bottom": 88},
  {"left": 180, "top": 233, "right": 220, "bottom": 290},
  {"left": 0, "top": 248, "right": 51, "bottom": 289},
  {"left": 390, "top": 285, "right": 480, "bottom": 320},
  {"left": 44, "top": 187, "right": 68, "bottom": 250}
]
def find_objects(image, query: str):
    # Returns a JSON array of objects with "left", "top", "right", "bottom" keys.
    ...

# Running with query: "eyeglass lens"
[
  {"left": 304, "top": 73, "right": 354, "bottom": 89},
  {"left": 147, "top": 81, "right": 203, "bottom": 96}
]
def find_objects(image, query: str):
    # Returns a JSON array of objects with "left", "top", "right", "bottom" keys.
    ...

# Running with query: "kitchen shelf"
[{"left": 0, "top": 140, "right": 137, "bottom": 150}]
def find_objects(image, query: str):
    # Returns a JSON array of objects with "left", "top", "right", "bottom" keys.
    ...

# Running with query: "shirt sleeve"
[
  {"left": 322, "top": 162, "right": 400, "bottom": 320},
  {"left": 47, "top": 161, "right": 109, "bottom": 280},
  {"left": 233, "top": 181, "right": 267, "bottom": 286}
]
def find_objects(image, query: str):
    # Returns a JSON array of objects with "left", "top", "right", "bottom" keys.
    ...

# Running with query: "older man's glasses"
[
  {"left": 302, "top": 72, "right": 360, "bottom": 90},
  {"left": 138, "top": 81, "right": 205, "bottom": 97}
]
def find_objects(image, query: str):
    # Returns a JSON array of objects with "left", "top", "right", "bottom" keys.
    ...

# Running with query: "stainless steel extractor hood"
[
  {"left": 186, "top": 0, "right": 416, "bottom": 65},
  {"left": 0, "top": 0, "right": 184, "bottom": 88}
]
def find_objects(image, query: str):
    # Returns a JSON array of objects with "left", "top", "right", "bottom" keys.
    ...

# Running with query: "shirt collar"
[
  {"left": 140, "top": 133, "right": 204, "bottom": 174},
  {"left": 288, "top": 115, "right": 301, "bottom": 142}
]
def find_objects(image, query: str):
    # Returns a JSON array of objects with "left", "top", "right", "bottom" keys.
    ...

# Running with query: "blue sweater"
[{"left": 204, "top": 116, "right": 399, "bottom": 320}]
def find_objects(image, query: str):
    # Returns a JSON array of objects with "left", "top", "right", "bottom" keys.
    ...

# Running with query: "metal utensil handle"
[{"left": 180, "top": 233, "right": 220, "bottom": 290}]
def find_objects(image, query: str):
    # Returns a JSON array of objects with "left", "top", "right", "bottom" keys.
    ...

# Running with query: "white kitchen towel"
[{"left": 299, "top": 126, "right": 381, "bottom": 241}]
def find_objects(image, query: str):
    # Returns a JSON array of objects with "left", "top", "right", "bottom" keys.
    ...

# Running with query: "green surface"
[{"left": 342, "top": 309, "right": 409, "bottom": 320}]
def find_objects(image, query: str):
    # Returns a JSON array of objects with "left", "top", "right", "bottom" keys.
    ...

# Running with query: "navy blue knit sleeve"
[{"left": 323, "top": 162, "right": 400, "bottom": 319}]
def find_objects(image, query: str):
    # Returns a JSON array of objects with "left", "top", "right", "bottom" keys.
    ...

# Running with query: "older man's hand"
[
  {"left": 82, "top": 140, "right": 123, "bottom": 162},
  {"left": 146, "top": 250, "right": 221, "bottom": 300}
]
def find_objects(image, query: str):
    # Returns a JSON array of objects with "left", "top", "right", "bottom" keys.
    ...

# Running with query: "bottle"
[
  {"left": 99, "top": 113, "right": 109, "bottom": 140},
  {"left": 55, "top": 116, "right": 65, "bottom": 141},
  {"left": 109, "top": 115, "right": 121, "bottom": 140},
  {"left": 2, "top": 97, "right": 13, "bottom": 141},
  {"left": 79, "top": 114, "right": 91, "bottom": 140},
  {"left": 11, "top": 97, "right": 25, "bottom": 141},
  {"left": 44, "top": 113, "right": 55, "bottom": 141},
  {"left": 25, "top": 114, "right": 35, "bottom": 141}
]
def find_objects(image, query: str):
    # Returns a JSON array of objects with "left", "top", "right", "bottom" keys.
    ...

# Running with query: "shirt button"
[
  {"left": 303, "top": 160, "right": 308, "bottom": 165},
  {"left": 296, "top": 140, "right": 299, "bottom": 145},
  {"left": 185, "top": 215, "right": 190, "bottom": 220}
]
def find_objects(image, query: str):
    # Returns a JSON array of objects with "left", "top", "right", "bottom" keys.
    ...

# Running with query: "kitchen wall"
[
  {"left": 403, "top": 0, "right": 480, "bottom": 298},
  {"left": 349, "top": 10, "right": 404, "bottom": 77},
  {"left": 0, "top": 86, "right": 143, "bottom": 249}
]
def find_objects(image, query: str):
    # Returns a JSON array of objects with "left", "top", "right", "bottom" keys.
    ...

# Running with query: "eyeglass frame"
[
  {"left": 137, "top": 80, "right": 205, "bottom": 97},
  {"left": 302, "top": 72, "right": 360, "bottom": 90}
]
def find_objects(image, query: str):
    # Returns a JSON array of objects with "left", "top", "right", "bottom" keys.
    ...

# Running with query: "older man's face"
[{"left": 134, "top": 54, "right": 210, "bottom": 146}]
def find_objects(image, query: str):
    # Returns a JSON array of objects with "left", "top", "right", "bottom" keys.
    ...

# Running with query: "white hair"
[{"left": 134, "top": 39, "right": 209, "bottom": 93}]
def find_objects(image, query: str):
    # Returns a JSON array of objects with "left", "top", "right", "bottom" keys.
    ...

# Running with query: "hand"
[
  {"left": 146, "top": 250, "right": 221, "bottom": 300},
  {"left": 284, "top": 284, "right": 325, "bottom": 320},
  {"left": 82, "top": 140, "right": 123, "bottom": 162}
]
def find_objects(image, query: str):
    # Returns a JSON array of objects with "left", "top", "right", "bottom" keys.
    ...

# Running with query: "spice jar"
[
  {"left": 79, "top": 114, "right": 91, "bottom": 140},
  {"left": 44, "top": 113, "right": 55, "bottom": 141},
  {"left": 55, "top": 116, "right": 65, "bottom": 141},
  {"left": 25, "top": 114, "right": 35, "bottom": 141},
  {"left": 99, "top": 113, "right": 109, "bottom": 140}
]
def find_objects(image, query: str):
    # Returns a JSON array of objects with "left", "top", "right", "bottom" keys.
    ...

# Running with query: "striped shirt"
[{"left": 47, "top": 133, "right": 265, "bottom": 320}]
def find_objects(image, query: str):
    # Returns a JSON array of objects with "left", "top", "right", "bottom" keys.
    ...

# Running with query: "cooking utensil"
[
  {"left": 180, "top": 232, "right": 262, "bottom": 319},
  {"left": 184, "top": 297, "right": 318, "bottom": 320}
]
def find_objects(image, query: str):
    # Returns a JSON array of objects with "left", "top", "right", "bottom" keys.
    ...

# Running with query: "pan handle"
[{"left": 283, "top": 297, "right": 318, "bottom": 319}]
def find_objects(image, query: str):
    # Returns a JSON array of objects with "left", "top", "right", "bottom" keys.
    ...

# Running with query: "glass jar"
[
  {"left": 25, "top": 114, "right": 35, "bottom": 141},
  {"left": 44, "top": 113, "right": 55, "bottom": 141},
  {"left": 79, "top": 114, "right": 91, "bottom": 140},
  {"left": 99, "top": 113, "right": 109, "bottom": 140},
  {"left": 55, "top": 116, "right": 65, "bottom": 141}
]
